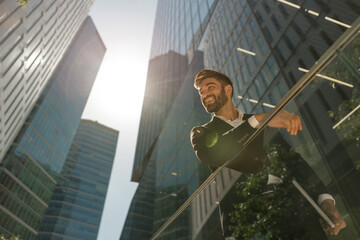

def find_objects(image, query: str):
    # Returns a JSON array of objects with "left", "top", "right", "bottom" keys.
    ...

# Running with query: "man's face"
[{"left": 198, "top": 77, "right": 228, "bottom": 113}]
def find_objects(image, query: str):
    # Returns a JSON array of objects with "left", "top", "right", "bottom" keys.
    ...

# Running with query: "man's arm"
[
  {"left": 255, "top": 110, "right": 302, "bottom": 135},
  {"left": 191, "top": 110, "right": 302, "bottom": 167},
  {"left": 260, "top": 111, "right": 346, "bottom": 235},
  {"left": 321, "top": 199, "right": 347, "bottom": 235}
]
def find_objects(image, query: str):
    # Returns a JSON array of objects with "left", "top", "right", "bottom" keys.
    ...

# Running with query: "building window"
[
  {"left": 263, "top": 27, "right": 273, "bottom": 43},
  {"left": 248, "top": 0, "right": 256, "bottom": 8},
  {"left": 320, "top": 31, "right": 334, "bottom": 46},
  {"left": 277, "top": 82, "right": 286, "bottom": 97},
  {"left": 26, "top": 0, "right": 42, "bottom": 17},
  {"left": 245, "top": 57, "right": 253, "bottom": 75},
  {"left": 244, "top": 6, "right": 251, "bottom": 18},
  {"left": 244, "top": 28, "right": 252, "bottom": 45},
  {"left": 257, "top": 37, "right": 268, "bottom": 55},
  {"left": 271, "top": 16, "right": 281, "bottom": 31},
  {"left": 274, "top": 47, "right": 285, "bottom": 65},
  {"left": 235, "top": 3, "right": 241, "bottom": 15},
  {"left": 240, "top": 13, "right": 247, "bottom": 26},
  {"left": 262, "top": 1, "right": 271, "bottom": 13},
  {"left": 278, "top": 4, "right": 289, "bottom": 18},
  {"left": 259, "top": 71, "right": 269, "bottom": 87},
  {"left": 309, "top": 45, "right": 320, "bottom": 60},
  {"left": 253, "top": 54, "right": 260, "bottom": 66},
  {"left": 250, "top": 18, "right": 259, "bottom": 35},
  {"left": 283, "top": 35, "right": 294, "bottom": 51},
  {"left": 253, "top": 80, "right": 263, "bottom": 97},
  {"left": 240, "top": 65, "right": 247, "bottom": 83},
  {"left": 297, "top": 59, "right": 306, "bottom": 68},
  {"left": 288, "top": 72, "right": 296, "bottom": 85},
  {"left": 292, "top": 22, "right": 304, "bottom": 37},
  {"left": 255, "top": 11, "right": 264, "bottom": 25},
  {"left": 268, "top": 93, "right": 276, "bottom": 105},
  {"left": 266, "top": 56, "right": 280, "bottom": 77}
]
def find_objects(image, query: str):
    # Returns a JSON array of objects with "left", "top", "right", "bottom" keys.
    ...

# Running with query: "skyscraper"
[
  {"left": 121, "top": 0, "right": 218, "bottom": 239},
  {"left": 38, "top": 119, "right": 118, "bottom": 240},
  {"left": 0, "top": 0, "right": 94, "bottom": 161},
  {"left": 195, "top": 1, "right": 360, "bottom": 238},
  {"left": 0, "top": 16, "right": 105, "bottom": 239},
  {"left": 124, "top": 0, "right": 360, "bottom": 239}
]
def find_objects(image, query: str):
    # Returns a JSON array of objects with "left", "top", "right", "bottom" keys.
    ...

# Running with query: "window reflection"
[{"left": 151, "top": 18, "right": 360, "bottom": 240}]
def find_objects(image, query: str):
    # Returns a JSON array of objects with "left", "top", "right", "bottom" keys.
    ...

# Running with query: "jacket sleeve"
[{"left": 190, "top": 120, "right": 257, "bottom": 170}]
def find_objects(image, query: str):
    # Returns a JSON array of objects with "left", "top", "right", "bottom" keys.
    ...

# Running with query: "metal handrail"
[{"left": 150, "top": 16, "right": 360, "bottom": 240}]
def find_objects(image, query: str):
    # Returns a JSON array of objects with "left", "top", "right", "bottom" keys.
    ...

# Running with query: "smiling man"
[{"left": 190, "top": 69, "right": 346, "bottom": 238}]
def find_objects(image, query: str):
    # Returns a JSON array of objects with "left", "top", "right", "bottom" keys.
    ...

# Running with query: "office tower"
[
  {"left": 0, "top": 17, "right": 105, "bottom": 239},
  {"left": 123, "top": 0, "right": 360, "bottom": 239},
  {"left": 196, "top": 1, "right": 360, "bottom": 239},
  {"left": 132, "top": 51, "right": 187, "bottom": 182},
  {"left": 37, "top": 120, "right": 118, "bottom": 240},
  {"left": 121, "top": 0, "right": 217, "bottom": 239},
  {"left": 0, "top": 0, "right": 93, "bottom": 161},
  {"left": 121, "top": 51, "right": 209, "bottom": 240}
]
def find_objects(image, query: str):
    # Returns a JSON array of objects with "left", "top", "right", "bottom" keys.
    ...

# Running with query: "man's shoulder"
[
  {"left": 190, "top": 117, "right": 230, "bottom": 138},
  {"left": 191, "top": 118, "right": 214, "bottom": 137},
  {"left": 191, "top": 117, "right": 220, "bottom": 131},
  {"left": 191, "top": 112, "right": 254, "bottom": 136}
]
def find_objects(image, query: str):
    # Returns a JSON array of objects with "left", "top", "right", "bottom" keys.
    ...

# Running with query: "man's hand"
[
  {"left": 321, "top": 199, "right": 346, "bottom": 235},
  {"left": 255, "top": 110, "right": 302, "bottom": 135}
]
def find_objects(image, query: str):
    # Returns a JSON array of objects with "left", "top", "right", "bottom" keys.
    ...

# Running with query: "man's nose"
[
  {"left": 202, "top": 89, "right": 210, "bottom": 98},
  {"left": 201, "top": 92, "right": 209, "bottom": 100}
]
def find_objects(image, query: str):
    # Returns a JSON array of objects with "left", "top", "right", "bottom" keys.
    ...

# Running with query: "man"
[{"left": 190, "top": 69, "right": 346, "bottom": 237}]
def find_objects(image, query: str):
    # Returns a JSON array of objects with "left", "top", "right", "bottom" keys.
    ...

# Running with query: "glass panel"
[{"left": 149, "top": 18, "right": 360, "bottom": 240}]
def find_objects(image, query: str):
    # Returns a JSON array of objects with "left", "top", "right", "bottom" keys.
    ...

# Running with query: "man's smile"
[{"left": 204, "top": 96, "right": 215, "bottom": 105}]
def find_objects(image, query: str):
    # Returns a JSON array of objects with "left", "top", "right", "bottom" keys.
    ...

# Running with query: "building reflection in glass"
[{"left": 122, "top": 0, "right": 360, "bottom": 239}]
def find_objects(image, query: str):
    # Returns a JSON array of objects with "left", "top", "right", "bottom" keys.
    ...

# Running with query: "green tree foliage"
[
  {"left": 326, "top": 36, "right": 360, "bottom": 170},
  {"left": 0, "top": 234, "right": 19, "bottom": 240},
  {"left": 228, "top": 144, "right": 323, "bottom": 240},
  {"left": 17, "top": 0, "right": 29, "bottom": 8}
]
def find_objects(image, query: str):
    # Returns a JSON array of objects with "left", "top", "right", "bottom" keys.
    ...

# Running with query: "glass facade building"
[
  {"left": 132, "top": 51, "right": 187, "bottom": 182},
  {"left": 124, "top": 0, "right": 360, "bottom": 239},
  {"left": 0, "top": 0, "right": 94, "bottom": 161},
  {"left": 121, "top": 51, "right": 209, "bottom": 240},
  {"left": 38, "top": 119, "right": 118, "bottom": 240},
  {"left": 122, "top": 0, "right": 218, "bottom": 239},
  {"left": 0, "top": 17, "right": 105, "bottom": 239}
]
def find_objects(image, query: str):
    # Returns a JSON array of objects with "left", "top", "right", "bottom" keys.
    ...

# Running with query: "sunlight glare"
[{"left": 83, "top": 49, "right": 148, "bottom": 127}]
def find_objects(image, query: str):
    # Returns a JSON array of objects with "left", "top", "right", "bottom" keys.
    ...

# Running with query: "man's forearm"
[
  {"left": 321, "top": 199, "right": 346, "bottom": 235},
  {"left": 254, "top": 110, "right": 302, "bottom": 135},
  {"left": 254, "top": 113, "right": 267, "bottom": 123}
]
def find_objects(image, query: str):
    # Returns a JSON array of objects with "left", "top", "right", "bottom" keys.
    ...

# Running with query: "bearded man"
[{"left": 190, "top": 69, "right": 346, "bottom": 238}]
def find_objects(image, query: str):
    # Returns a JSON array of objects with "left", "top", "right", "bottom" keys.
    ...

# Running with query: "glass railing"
[{"left": 151, "top": 16, "right": 360, "bottom": 240}]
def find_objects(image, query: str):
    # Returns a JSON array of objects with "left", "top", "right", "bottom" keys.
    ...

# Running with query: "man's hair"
[{"left": 194, "top": 69, "right": 234, "bottom": 97}]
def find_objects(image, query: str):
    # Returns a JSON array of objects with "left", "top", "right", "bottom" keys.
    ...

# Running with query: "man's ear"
[{"left": 225, "top": 84, "right": 232, "bottom": 96}]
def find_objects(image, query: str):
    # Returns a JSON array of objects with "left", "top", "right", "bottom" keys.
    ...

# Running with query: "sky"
[{"left": 82, "top": 1, "right": 158, "bottom": 239}]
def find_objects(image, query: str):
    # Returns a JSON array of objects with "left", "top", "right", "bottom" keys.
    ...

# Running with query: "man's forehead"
[{"left": 199, "top": 77, "right": 219, "bottom": 89}]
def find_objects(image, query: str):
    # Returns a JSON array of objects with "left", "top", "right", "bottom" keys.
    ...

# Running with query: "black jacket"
[{"left": 190, "top": 114, "right": 268, "bottom": 173}]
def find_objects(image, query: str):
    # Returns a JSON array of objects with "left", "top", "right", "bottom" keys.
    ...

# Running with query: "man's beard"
[{"left": 203, "top": 87, "right": 228, "bottom": 113}]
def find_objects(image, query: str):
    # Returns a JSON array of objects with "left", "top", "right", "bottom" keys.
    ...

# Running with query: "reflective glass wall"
[
  {"left": 132, "top": 0, "right": 218, "bottom": 182},
  {"left": 122, "top": 0, "right": 219, "bottom": 238},
  {"left": 124, "top": 0, "right": 360, "bottom": 239},
  {"left": 157, "top": 14, "right": 360, "bottom": 240},
  {"left": 157, "top": 15, "right": 360, "bottom": 239},
  {"left": 38, "top": 120, "right": 118, "bottom": 240},
  {"left": 0, "top": 17, "right": 105, "bottom": 239}
]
